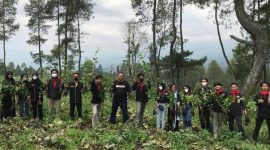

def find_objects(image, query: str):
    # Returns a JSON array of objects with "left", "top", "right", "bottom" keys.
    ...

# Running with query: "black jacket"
[
  {"left": 197, "top": 87, "right": 212, "bottom": 112},
  {"left": 67, "top": 81, "right": 84, "bottom": 103},
  {"left": 156, "top": 90, "right": 169, "bottom": 103},
  {"left": 90, "top": 81, "right": 104, "bottom": 104},
  {"left": 132, "top": 81, "right": 151, "bottom": 102},
  {"left": 110, "top": 80, "right": 131, "bottom": 100},
  {"left": 254, "top": 93, "right": 270, "bottom": 119},
  {"left": 211, "top": 92, "right": 227, "bottom": 113},
  {"left": 17, "top": 80, "right": 31, "bottom": 101},
  {"left": 29, "top": 79, "right": 44, "bottom": 105},
  {"left": 229, "top": 93, "right": 245, "bottom": 116},
  {"left": 46, "top": 78, "right": 64, "bottom": 100},
  {"left": 1, "top": 78, "right": 16, "bottom": 104}
]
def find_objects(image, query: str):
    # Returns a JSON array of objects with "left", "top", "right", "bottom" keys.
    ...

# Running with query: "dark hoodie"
[
  {"left": 29, "top": 73, "right": 44, "bottom": 105},
  {"left": 132, "top": 80, "right": 151, "bottom": 102},
  {"left": 1, "top": 71, "right": 16, "bottom": 117},
  {"left": 90, "top": 79, "right": 104, "bottom": 104},
  {"left": 254, "top": 91, "right": 270, "bottom": 119},
  {"left": 156, "top": 83, "right": 169, "bottom": 103},
  {"left": 46, "top": 74, "right": 64, "bottom": 100},
  {"left": 2, "top": 71, "right": 16, "bottom": 95},
  {"left": 229, "top": 91, "right": 245, "bottom": 116},
  {"left": 17, "top": 73, "right": 31, "bottom": 101}
]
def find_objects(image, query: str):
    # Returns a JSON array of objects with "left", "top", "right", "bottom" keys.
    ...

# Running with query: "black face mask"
[
  {"left": 139, "top": 78, "right": 144, "bottom": 82},
  {"left": 74, "top": 78, "right": 79, "bottom": 81}
]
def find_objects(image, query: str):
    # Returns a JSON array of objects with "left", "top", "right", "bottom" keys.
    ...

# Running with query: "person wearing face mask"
[
  {"left": 66, "top": 72, "right": 84, "bottom": 120},
  {"left": 211, "top": 82, "right": 227, "bottom": 138},
  {"left": 90, "top": 75, "right": 105, "bottom": 127},
  {"left": 167, "top": 84, "right": 181, "bottom": 131},
  {"left": 155, "top": 82, "right": 169, "bottom": 130},
  {"left": 228, "top": 83, "right": 246, "bottom": 139},
  {"left": 252, "top": 82, "right": 270, "bottom": 142},
  {"left": 17, "top": 73, "right": 31, "bottom": 118},
  {"left": 29, "top": 73, "right": 44, "bottom": 121},
  {"left": 1, "top": 71, "right": 16, "bottom": 119},
  {"left": 182, "top": 85, "right": 193, "bottom": 128},
  {"left": 109, "top": 71, "right": 131, "bottom": 124},
  {"left": 197, "top": 78, "right": 212, "bottom": 131},
  {"left": 46, "top": 69, "right": 64, "bottom": 119},
  {"left": 132, "top": 73, "right": 151, "bottom": 128}
]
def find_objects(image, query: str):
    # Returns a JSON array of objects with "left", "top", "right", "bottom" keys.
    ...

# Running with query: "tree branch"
[
  {"left": 229, "top": 35, "right": 254, "bottom": 46},
  {"left": 234, "top": 0, "right": 269, "bottom": 97}
]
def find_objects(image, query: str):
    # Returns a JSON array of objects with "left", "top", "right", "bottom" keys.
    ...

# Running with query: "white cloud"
[{"left": 0, "top": 0, "right": 243, "bottom": 70}]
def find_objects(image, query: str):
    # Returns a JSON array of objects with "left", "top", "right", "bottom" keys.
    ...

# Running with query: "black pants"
[
  {"left": 32, "top": 104, "right": 43, "bottom": 120},
  {"left": 252, "top": 116, "right": 270, "bottom": 140},
  {"left": 70, "top": 101, "right": 82, "bottom": 119},
  {"left": 110, "top": 99, "right": 129, "bottom": 124},
  {"left": 167, "top": 108, "right": 179, "bottom": 131},
  {"left": 199, "top": 108, "right": 210, "bottom": 131},
  {"left": 1, "top": 97, "right": 15, "bottom": 118},
  {"left": 228, "top": 115, "right": 245, "bottom": 136}
]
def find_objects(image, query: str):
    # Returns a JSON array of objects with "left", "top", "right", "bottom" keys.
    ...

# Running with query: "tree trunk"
[
  {"left": 176, "top": 65, "right": 180, "bottom": 88},
  {"left": 131, "top": 33, "right": 135, "bottom": 76},
  {"left": 127, "top": 32, "right": 132, "bottom": 76},
  {"left": 2, "top": 0, "right": 6, "bottom": 72},
  {"left": 3, "top": 33, "right": 5, "bottom": 72},
  {"left": 57, "top": 0, "right": 61, "bottom": 75},
  {"left": 169, "top": 0, "right": 177, "bottom": 83},
  {"left": 152, "top": 0, "right": 159, "bottom": 79},
  {"left": 265, "top": 0, "right": 270, "bottom": 81},
  {"left": 179, "top": 0, "right": 185, "bottom": 85},
  {"left": 77, "top": 14, "right": 82, "bottom": 73},
  {"left": 234, "top": 0, "right": 269, "bottom": 97},
  {"left": 252, "top": 0, "right": 256, "bottom": 21},
  {"left": 64, "top": 2, "right": 69, "bottom": 71},
  {"left": 215, "top": 1, "right": 234, "bottom": 76},
  {"left": 257, "top": 0, "right": 267, "bottom": 81},
  {"left": 177, "top": 0, "right": 186, "bottom": 86},
  {"left": 38, "top": 13, "right": 43, "bottom": 79}
]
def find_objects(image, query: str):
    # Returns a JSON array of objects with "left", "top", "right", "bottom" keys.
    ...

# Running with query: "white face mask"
[
  {"left": 184, "top": 89, "right": 189, "bottom": 93},
  {"left": 33, "top": 76, "right": 38, "bottom": 80},
  {"left": 159, "top": 86, "right": 163, "bottom": 90},
  {"left": 23, "top": 77, "right": 28, "bottom": 81},
  {"left": 202, "top": 82, "right": 208, "bottom": 87},
  {"left": 51, "top": 74, "right": 58, "bottom": 78}
]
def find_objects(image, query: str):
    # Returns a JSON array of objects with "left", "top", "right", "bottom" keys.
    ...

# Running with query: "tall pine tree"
[
  {"left": 0, "top": 0, "right": 19, "bottom": 71},
  {"left": 25, "top": 0, "right": 51, "bottom": 79}
]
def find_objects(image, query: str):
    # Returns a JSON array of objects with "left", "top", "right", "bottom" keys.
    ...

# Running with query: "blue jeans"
[
  {"left": 183, "top": 104, "right": 192, "bottom": 128},
  {"left": 19, "top": 100, "right": 29, "bottom": 117},
  {"left": 156, "top": 103, "right": 167, "bottom": 129},
  {"left": 110, "top": 98, "right": 129, "bottom": 124}
]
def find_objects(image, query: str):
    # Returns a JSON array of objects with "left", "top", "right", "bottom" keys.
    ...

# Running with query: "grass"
[{"left": 0, "top": 91, "right": 270, "bottom": 150}]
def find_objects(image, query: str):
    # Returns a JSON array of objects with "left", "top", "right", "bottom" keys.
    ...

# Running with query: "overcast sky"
[{"left": 2, "top": 0, "right": 242, "bottom": 70}]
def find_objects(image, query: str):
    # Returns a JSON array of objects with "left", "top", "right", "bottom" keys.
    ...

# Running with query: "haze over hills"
[{"left": 2, "top": 0, "right": 240, "bottom": 71}]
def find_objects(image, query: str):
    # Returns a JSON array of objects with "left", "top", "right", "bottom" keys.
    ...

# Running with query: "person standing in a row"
[
  {"left": 155, "top": 82, "right": 169, "bottom": 130},
  {"left": 66, "top": 72, "right": 84, "bottom": 120},
  {"left": 182, "top": 85, "right": 193, "bottom": 128},
  {"left": 17, "top": 73, "right": 31, "bottom": 118},
  {"left": 212, "top": 82, "right": 227, "bottom": 138},
  {"left": 29, "top": 73, "right": 44, "bottom": 121},
  {"left": 46, "top": 69, "right": 64, "bottom": 119},
  {"left": 90, "top": 75, "right": 105, "bottom": 127},
  {"left": 197, "top": 78, "right": 212, "bottom": 131},
  {"left": 1, "top": 71, "right": 16, "bottom": 119},
  {"left": 167, "top": 84, "right": 181, "bottom": 131},
  {"left": 252, "top": 82, "right": 270, "bottom": 141},
  {"left": 110, "top": 72, "right": 131, "bottom": 124},
  {"left": 228, "top": 83, "right": 246, "bottom": 138},
  {"left": 132, "top": 73, "right": 151, "bottom": 128}
]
